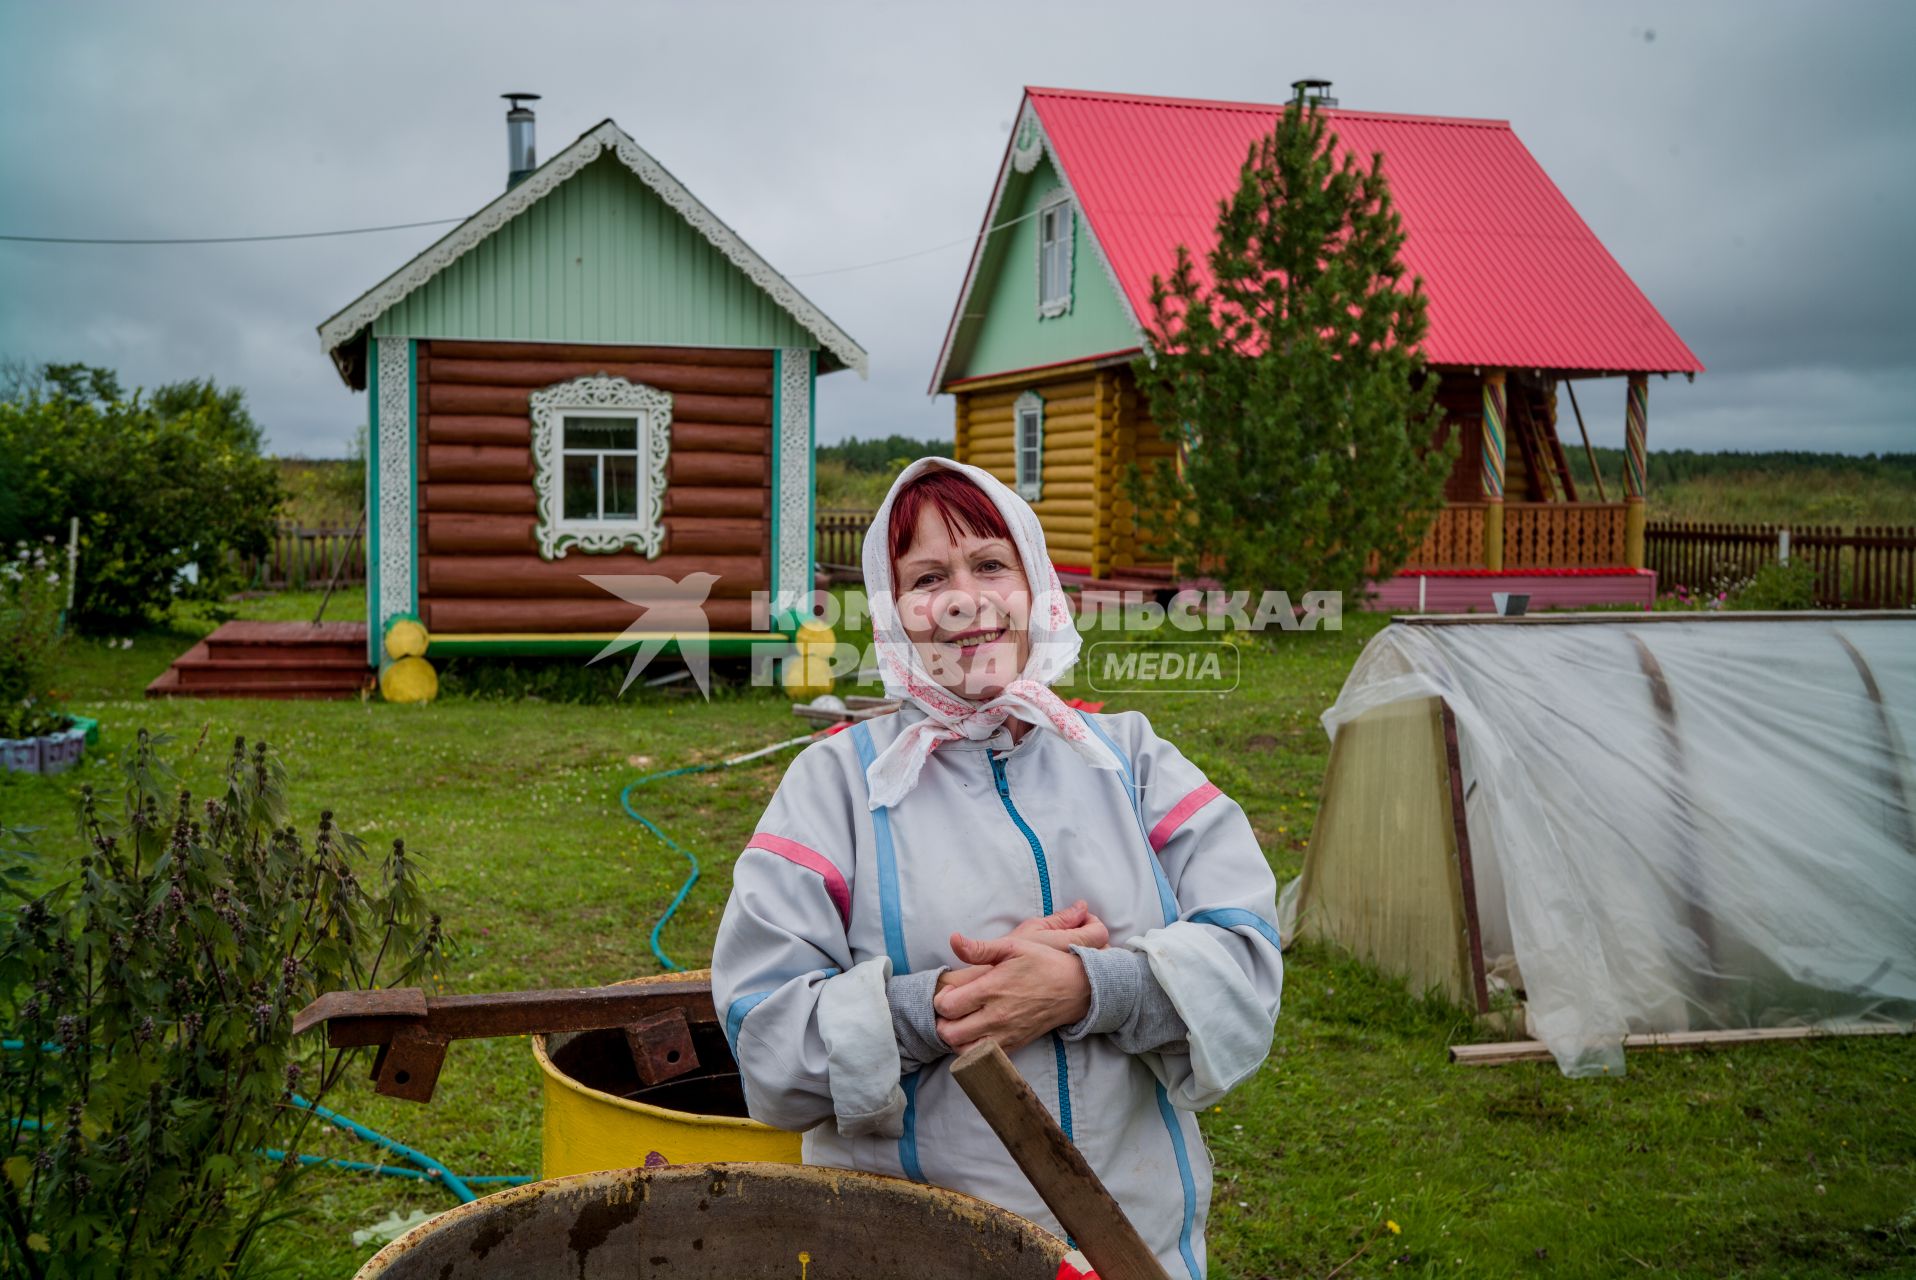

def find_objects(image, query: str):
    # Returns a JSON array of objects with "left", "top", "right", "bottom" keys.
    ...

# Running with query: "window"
[
  {"left": 1014, "top": 390, "right": 1044, "bottom": 502},
  {"left": 1036, "top": 190, "right": 1074, "bottom": 318},
  {"left": 529, "top": 374, "right": 672, "bottom": 559}
]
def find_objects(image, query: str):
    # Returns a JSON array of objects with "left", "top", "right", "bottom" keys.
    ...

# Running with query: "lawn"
[{"left": 2, "top": 590, "right": 1911, "bottom": 1277}]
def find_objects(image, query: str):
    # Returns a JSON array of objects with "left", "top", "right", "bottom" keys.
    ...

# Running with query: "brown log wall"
[{"left": 416, "top": 340, "right": 774, "bottom": 634}]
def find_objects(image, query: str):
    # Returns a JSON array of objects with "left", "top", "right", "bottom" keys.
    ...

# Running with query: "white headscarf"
[{"left": 858, "top": 457, "right": 1123, "bottom": 809}]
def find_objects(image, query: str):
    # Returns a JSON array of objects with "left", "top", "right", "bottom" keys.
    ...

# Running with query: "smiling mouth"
[{"left": 940, "top": 626, "right": 1006, "bottom": 650}]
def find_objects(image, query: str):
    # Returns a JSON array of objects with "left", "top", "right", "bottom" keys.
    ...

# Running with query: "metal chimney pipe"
[{"left": 503, "top": 93, "right": 541, "bottom": 189}]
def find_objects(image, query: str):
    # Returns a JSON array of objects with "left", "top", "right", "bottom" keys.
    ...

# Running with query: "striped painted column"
[
  {"left": 1481, "top": 370, "right": 1507, "bottom": 571},
  {"left": 1623, "top": 373, "right": 1648, "bottom": 568}
]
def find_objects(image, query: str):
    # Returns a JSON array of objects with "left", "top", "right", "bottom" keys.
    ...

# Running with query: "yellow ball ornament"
[{"left": 380, "top": 656, "right": 439, "bottom": 704}]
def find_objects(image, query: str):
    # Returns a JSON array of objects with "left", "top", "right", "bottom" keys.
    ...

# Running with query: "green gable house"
[{"left": 319, "top": 105, "right": 867, "bottom": 675}]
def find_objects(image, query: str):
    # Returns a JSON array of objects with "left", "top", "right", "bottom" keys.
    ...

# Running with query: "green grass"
[{"left": 3, "top": 592, "right": 1912, "bottom": 1277}]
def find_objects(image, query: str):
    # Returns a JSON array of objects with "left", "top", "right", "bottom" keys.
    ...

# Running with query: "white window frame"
[
  {"left": 1035, "top": 189, "right": 1074, "bottom": 319},
  {"left": 529, "top": 374, "right": 672, "bottom": 560},
  {"left": 1014, "top": 390, "right": 1045, "bottom": 502}
]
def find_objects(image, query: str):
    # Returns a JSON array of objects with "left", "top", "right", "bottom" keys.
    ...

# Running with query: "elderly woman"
[{"left": 712, "top": 458, "right": 1283, "bottom": 1278}]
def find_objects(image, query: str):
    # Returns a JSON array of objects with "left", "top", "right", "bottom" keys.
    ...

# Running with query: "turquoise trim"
[
  {"left": 724, "top": 990, "right": 775, "bottom": 1059},
  {"left": 1190, "top": 907, "right": 1283, "bottom": 951},
  {"left": 849, "top": 722, "right": 910, "bottom": 975},
  {"left": 366, "top": 347, "right": 381, "bottom": 666},
  {"left": 723, "top": 966, "right": 841, "bottom": 1060},
  {"left": 988, "top": 752, "right": 1073, "bottom": 1141},
  {"left": 897, "top": 1069, "right": 927, "bottom": 1183},
  {"left": 1079, "top": 712, "right": 1177, "bottom": 926},
  {"left": 849, "top": 719, "right": 923, "bottom": 1182},
  {"left": 770, "top": 348, "right": 783, "bottom": 608},
  {"left": 407, "top": 339, "right": 418, "bottom": 616},
  {"left": 1155, "top": 1083, "right": 1203, "bottom": 1280}
]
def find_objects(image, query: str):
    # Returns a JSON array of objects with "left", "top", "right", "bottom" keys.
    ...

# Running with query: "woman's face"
[{"left": 892, "top": 502, "right": 1033, "bottom": 700}]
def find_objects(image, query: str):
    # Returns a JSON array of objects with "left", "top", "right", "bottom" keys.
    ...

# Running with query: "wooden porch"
[{"left": 1406, "top": 501, "right": 1630, "bottom": 569}]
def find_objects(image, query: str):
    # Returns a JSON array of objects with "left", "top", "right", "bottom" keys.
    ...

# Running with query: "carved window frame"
[
  {"left": 530, "top": 374, "right": 672, "bottom": 560},
  {"left": 1035, "top": 188, "right": 1075, "bottom": 319},
  {"left": 1014, "top": 390, "right": 1045, "bottom": 503}
]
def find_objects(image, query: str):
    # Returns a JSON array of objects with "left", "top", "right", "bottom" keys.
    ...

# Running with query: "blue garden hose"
[
  {"left": 620, "top": 727, "right": 840, "bottom": 972},
  {"left": 3, "top": 1041, "right": 531, "bottom": 1203}
]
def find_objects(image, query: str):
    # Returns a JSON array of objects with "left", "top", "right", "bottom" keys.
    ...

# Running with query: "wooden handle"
[{"left": 950, "top": 1039, "right": 1172, "bottom": 1280}]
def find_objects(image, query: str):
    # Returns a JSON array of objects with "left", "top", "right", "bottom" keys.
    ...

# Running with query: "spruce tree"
[{"left": 1127, "top": 100, "right": 1454, "bottom": 605}]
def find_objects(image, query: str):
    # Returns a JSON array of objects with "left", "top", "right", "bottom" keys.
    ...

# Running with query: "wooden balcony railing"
[{"left": 1403, "top": 502, "right": 1630, "bottom": 569}]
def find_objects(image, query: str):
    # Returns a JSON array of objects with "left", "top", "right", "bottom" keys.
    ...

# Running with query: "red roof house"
[{"left": 932, "top": 85, "right": 1702, "bottom": 598}]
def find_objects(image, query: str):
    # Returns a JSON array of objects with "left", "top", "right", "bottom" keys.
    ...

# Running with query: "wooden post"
[
  {"left": 1481, "top": 371, "right": 1507, "bottom": 571},
  {"left": 1623, "top": 374, "right": 1648, "bottom": 569},
  {"left": 950, "top": 1040, "right": 1171, "bottom": 1280}
]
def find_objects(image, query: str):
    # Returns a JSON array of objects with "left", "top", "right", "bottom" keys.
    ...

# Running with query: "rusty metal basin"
[{"left": 354, "top": 1162, "right": 1068, "bottom": 1278}]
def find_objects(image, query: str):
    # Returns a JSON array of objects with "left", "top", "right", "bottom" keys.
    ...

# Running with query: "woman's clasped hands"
[{"left": 931, "top": 900, "right": 1108, "bottom": 1054}]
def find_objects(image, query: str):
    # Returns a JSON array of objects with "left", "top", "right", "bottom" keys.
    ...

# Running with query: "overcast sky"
[{"left": 2, "top": 0, "right": 1912, "bottom": 459}]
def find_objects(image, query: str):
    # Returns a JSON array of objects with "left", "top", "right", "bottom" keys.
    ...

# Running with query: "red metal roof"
[{"left": 1024, "top": 86, "right": 1703, "bottom": 375}]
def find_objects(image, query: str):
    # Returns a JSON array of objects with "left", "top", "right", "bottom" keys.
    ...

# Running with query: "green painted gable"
[
  {"left": 372, "top": 153, "right": 816, "bottom": 351},
  {"left": 942, "top": 155, "right": 1139, "bottom": 385}
]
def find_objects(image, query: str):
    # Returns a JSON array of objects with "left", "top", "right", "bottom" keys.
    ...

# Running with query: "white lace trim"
[
  {"left": 374, "top": 338, "right": 414, "bottom": 634},
  {"left": 529, "top": 375, "right": 672, "bottom": 560},
  {"left": 930, "top": 99, "right": 1146, "bottom": 393},
  {"left": 319, "top": 121, "right": 867, "bottom": 380},
  {"left": 774, "top": 350, "right": 813, "bottom": 614}
]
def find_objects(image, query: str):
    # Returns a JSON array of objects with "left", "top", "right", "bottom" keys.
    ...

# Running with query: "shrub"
[
  {"left": 0, "top": 541, "right": 67, "bottom": 739},
  {"left": 0, "top": 371, "right": 283, "bottom": 631},
  {"left": 1731, "top": 559, "right": 1818, "bottom": 611},
  {"left": 0, "top": 730, "right": 448, "bottom": 1277}
]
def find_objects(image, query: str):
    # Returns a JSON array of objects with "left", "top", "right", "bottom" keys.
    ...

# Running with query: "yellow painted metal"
[{"left": 533, "top": 973, "right": 800, "bottom": 1178}]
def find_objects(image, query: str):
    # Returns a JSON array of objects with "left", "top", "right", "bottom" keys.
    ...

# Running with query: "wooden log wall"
[
  {"left": 953, "top": 366, "right": 1177, "bottom": 577},
  {"left": 417, "top": 340, "right": 773, "bottom": 633}
]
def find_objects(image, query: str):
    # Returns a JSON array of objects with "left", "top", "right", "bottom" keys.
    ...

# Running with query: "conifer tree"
[{"left": 1127, "top": 99, "right": 1454, "bottom": 604}]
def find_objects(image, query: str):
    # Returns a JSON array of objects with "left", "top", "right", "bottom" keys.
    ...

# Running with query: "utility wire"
[
  {"left": 0, "top": 217, "right": 466, "bottom": 245},
  {"left": 0, "top": 203, "right": 1044, "bottom": 276}
]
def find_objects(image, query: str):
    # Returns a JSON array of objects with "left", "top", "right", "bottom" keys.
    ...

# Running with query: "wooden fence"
[
  {"left": 241, "top": 523, "right": 364, "bottom": 590},
  {"left": 816, "top": 508, "right": 872, "bottom": 574},
  {"left": 1645, "top": 521, "right": 1916, "bottom": 608}
]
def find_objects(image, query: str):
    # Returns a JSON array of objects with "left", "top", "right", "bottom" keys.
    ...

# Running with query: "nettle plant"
[{"left": 0, "top": 730, "right": 448, "bottom": 1278}]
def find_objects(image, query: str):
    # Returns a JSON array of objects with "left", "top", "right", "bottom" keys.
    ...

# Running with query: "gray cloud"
[{"left": 2, "top": 0, "right": 1911, "bottom": 459}]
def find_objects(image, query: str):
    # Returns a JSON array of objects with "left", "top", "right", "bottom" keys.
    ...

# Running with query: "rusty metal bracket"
[
  {"left": 294, "top": 979, "right": 718, "bottom": 1103},
  {"left": 624, "top": 1008, "right": 700, "bottom": 1088}
]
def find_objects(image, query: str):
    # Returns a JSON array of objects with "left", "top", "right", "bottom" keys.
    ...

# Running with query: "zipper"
[{"left": 989, "top": 752, "right": 1073, "bottom": 1142}]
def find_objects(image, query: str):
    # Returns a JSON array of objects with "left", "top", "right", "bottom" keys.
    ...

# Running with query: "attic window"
[
  {"left": 529, "top": 375, "right": 672, "bottom": 560},
  {"left": 1036, "top": 190, "right": 1074, "bottom": 319},
  {"left": 1014, "top": 391, "right": 1044, "bottom": 502}
]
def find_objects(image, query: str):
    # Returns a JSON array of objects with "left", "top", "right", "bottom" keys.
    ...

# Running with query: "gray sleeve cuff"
[
  {"left": 887, "top": 968, "right": 949, "bottom": 1070},
  {"left": 1062, "top": 945, "right": 1190, "bottom": 1054}
]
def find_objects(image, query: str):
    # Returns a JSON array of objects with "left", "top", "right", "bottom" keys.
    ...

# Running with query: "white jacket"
[{"left": 712, "top": 702, "right": 1284, "bottom": 1279}]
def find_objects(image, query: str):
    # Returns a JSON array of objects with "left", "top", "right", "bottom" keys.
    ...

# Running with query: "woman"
[{"left": 712, "top": 458, "right": 1283, "bottom": 1278}]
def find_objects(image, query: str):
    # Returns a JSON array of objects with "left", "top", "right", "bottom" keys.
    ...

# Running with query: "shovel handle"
[{"left": 950, "top": 1039, "right": 1172, "bottom": 1280}]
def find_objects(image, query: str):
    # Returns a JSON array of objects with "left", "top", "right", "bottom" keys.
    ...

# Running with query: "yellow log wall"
[{"left": 952, "top": 364, "right": 1176, "bottom": 577}]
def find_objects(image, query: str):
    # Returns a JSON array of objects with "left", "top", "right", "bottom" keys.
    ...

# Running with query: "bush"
[
  {"left": 0, "top": 370, "right": 283, "bottom": 632},
  {"left": 0, "top": 731, "right": 448, "bottom": 1277},
  {"left": 0, "top": 541, "right": 67, "bottom": 739},
  {"left": 1731, "top": 559, "right": 1818, "bottom": 611}
]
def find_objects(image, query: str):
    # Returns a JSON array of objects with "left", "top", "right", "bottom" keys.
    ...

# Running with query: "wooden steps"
[{"left": 148, "top": 621, "right": 375, "bottom": 700}]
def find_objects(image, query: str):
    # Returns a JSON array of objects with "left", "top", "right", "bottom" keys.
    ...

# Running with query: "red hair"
[{"left": 886, "top": 469, "right": 1014, "bottom": 568}]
